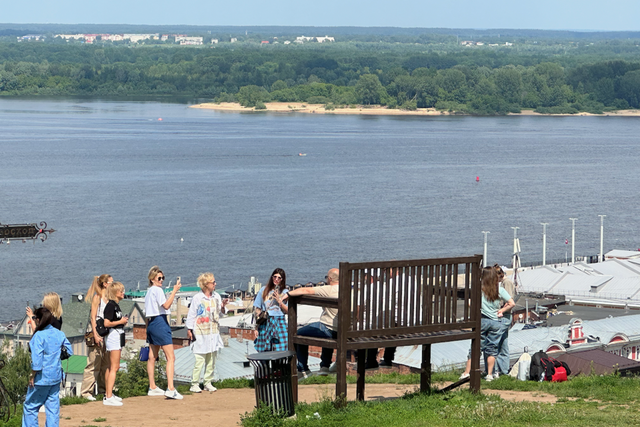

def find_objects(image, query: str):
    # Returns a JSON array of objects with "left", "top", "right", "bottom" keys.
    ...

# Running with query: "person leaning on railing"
[{"left": 282, "top": 268, "right": 339, "bottom": 378}]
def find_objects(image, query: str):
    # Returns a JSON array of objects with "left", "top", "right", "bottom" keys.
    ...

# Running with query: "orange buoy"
[{"left": 158, "top": 118, "right": 163, "bottom": 121}]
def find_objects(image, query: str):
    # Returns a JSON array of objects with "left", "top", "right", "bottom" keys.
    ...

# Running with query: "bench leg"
[
  {"left": 356, "top": 349, "right": 366, "bottom": 401},
  {"left": 420, "top": 344, "right": 431, "bottom": 392},
  {"left": 335, "top": 348, "right": 348, "bottom": 407}
]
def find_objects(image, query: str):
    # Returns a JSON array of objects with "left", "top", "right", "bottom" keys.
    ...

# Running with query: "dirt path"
[{"left": 53, "top": 383, "right": 556, "bottom": 427}]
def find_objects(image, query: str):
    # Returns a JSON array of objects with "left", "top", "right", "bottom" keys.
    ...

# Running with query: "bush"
[{"left": 1, "top": 341, "right": 31, "bottom": 405}]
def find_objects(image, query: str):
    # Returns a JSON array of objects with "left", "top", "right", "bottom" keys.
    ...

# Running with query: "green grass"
[{"left": 241, "top": 373, "right": 640, "bottom": 427}]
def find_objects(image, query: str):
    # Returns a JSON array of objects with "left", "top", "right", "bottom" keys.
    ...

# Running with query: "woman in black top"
[{"left": 103, "top": 282, "right": 128, "bottom": 406}]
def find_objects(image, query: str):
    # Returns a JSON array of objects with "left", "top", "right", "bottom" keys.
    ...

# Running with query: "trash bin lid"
[{"left": 247, "top": 350, "right": 296, "bottom": 361}]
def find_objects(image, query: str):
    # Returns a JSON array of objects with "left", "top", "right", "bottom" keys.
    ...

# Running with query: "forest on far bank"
[{"left": 1, "top": 40, "right": 640, "bottom": 115}]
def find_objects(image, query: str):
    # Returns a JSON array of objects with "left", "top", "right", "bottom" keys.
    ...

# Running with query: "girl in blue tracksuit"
[{"left": 22, "top": 307, "right": 73, "bottom": 427}]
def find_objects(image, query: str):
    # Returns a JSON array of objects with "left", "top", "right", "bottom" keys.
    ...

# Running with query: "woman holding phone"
[
  {"left": 103, "top": 282, "right": 128, "bottom": 406},
  {"left": 144, "top": 266, "right": 182, "bottom": 399},
  {"left": 22, "top": 307, "right": 73, "bottom": 427},
  {"left": 253, "top": 268, "right": 288, "bottom": 352}
]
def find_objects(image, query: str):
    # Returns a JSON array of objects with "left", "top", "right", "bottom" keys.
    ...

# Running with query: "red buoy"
[{"left": 476, "top": 176, "right": 480, "bottom": 182}]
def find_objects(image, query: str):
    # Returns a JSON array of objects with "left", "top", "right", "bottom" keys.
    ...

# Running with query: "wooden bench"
[{"left": 288, "top": 255, "right": 483, "bottom": 403}]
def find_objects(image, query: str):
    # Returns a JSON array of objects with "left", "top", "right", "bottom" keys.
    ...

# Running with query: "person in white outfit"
[{"left": 185, "top": 272, "right": 228, "bottom": 393}]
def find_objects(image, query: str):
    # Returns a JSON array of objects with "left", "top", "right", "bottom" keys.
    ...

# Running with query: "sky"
[{"left": 2, "top": 0, "right": 640, "bottom": 32}]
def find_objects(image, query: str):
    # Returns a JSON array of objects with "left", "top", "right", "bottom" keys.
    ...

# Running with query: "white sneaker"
[
  {"left": 190, "top": 384, "right": 202, "bottom": 393},
  {"left": 148, "top": 387, "right": 165, "bottom": 396},
  {"left": 493, "top": 372, "right": 500, "bottom": 379},
  {"left": 164, "top": 388, "right": 183, "bottom": 400},
  {"left": 103, "top": 396, "right": 123, "bottom": 406},
  {"left": 485, "top": 374, "right": 493, "bottom": 382},
  {"left": 113, "top": 395, "right": 122, "bottom": 401},
  {"left": 459, "top": 372, "right": 470, "bottom": 380},
  {"left": 203, "top": 383, "right": 217, "bottom": 392},
  {"left": 83, "top": 394, "right": 96, "bottom": 401}
]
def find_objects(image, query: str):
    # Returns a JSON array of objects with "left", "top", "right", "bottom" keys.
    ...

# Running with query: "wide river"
[{"left": 1, "top": 99, "right": 638, "bottom": 321}]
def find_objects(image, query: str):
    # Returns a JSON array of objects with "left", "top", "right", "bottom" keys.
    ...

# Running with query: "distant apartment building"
[
  {"left": 316, "top": 36, "right": 335, "bottom": 43},
  {"left": 17, "top": 34, "right": 45, "bottom": 42},
  {"left": 56, "top": 34, "right": 85, "bottom": 41},
  {"left": 296, "top": 36, "right": 314, "bottom": 42},
  {"left": 175, "top": 36, "right": 203, "bottom": 45},
  {"left": 230, "top": 38, "right": 238, "bottom": 43},
  {"left": 161, "top": 34, "right": 169, "bottom": 41},
  {"left": 124, "top": 34, "right": 159, "bottom": 43},
  {"left": 211, "top": 39, "right": 219, "bottom": 44}
]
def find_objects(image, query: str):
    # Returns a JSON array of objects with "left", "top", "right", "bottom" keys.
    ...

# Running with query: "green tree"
[
  {"left": 355, "top": 74, "right": 385, "bottom": 105},
  {"left": 236, "top": 85, "right": 270, "bottom": 107}
]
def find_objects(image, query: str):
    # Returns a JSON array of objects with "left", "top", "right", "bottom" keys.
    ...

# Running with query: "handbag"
[
  {"left": 139, "top": 346, "right": 150, "bottom": 362},
  {"left": 255, "top": 310, "right": 269, "bottom": 326},
  {"left": 254, "top": 292, "right": 272, "bottom": 326},
  {"left": 60, "top": 343, "right": 71, "bottom": 360},
  {"left": 95, "top": 318, "right": 109, "bottom": 337},
  {"left": 84, "top": 331, "right": 95, "bottom": 347}
]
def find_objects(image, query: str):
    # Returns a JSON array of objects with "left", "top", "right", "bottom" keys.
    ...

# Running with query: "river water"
[{"left": 1, "top": 99, "right": 638, "bottom": 321}]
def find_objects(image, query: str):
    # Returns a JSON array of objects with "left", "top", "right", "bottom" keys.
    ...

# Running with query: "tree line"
[{"left": 1, "top": 43, "right": 640, "bottom": 114}]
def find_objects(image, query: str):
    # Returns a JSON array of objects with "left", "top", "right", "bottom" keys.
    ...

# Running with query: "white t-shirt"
[{"left": 144, "top": 285, "right": 170, "bottom": 317}]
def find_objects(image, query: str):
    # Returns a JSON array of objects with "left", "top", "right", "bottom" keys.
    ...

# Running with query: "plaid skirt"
[{"left": 254, "top": 315, "right": 288, "bottom": 352}]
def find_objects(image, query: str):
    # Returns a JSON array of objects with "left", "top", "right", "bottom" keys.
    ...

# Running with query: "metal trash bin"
[{"left": 247, "top": 350, "right": 295, "bottom": 417}]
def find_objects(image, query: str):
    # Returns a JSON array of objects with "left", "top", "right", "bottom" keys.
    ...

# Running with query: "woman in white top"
[
  {"left": 185, "top": 272, "right": 228, "bottom": 393},
  {"left": 144, "top": 266, "right": 182, "bottom": 399},
  {"left": 80, "top": 274, "right": 112, "bottom": 401}
]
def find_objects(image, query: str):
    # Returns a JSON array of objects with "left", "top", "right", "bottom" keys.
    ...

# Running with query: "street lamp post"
[
  {"left": 482, "top": 231, "right": 490, "bottom": 267},
  {"left": 541, "top": 223, "right": 549, "bottom": 266},
  {"left": 569, "top": 218, "right": 578, "bottom": 264},
  {"left": 598, "top": 215, "right": 606, "bottom": 262},
  {"left": 511, "top": 226, "right": 520, "bottom": 270}
]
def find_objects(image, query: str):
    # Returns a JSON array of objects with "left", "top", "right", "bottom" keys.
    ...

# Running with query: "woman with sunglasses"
[
  {"left": 253, "top": 268, "right": 288, "bottom": 352},
  {"left": 185, "top": 272, "right": 229, "bottom": 393},
  {"left": 144, "top": 266, "right": 182, "bottom": 399},
  {"left": 22, "top": 307, "right": 72, "bottom": 427}
]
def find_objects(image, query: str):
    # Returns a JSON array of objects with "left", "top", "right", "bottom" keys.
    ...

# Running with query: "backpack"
[{"left": 529, "top": 350, "right": 550, "bottom": 381}]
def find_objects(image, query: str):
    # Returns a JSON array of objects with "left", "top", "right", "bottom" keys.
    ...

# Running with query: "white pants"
[{"left": 192, "top": 352, "right": 217, "bottom": 386}]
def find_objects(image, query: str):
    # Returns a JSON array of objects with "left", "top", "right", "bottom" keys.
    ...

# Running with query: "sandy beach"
[{"left": 190, "top": 102, "right": 640, "bottom": 117}]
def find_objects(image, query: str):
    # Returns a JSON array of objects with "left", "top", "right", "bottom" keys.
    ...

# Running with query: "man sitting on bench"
[{"left": 284, "top": 268, "right": 339, "bottom": 377}]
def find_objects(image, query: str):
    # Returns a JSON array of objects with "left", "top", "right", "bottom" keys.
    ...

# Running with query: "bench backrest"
[{"left": 337, "top": 255, "right": 482, "bottom": 340}]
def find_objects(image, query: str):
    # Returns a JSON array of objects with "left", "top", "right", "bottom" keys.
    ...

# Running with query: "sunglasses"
[
  {"left": 273, "top": 275, "right": 282, "bottom": 280},
  {"left": 157, "top": 276, "right": 165, "bottom": 281}
]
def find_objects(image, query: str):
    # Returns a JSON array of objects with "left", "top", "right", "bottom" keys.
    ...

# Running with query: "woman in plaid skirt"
[{"left": 253, "top": 268, "right": 288, "bottom": 352}]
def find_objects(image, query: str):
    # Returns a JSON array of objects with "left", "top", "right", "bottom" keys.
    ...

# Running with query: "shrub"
[{"left": 114, "top": 354, "right": 166, "bottom": 398}]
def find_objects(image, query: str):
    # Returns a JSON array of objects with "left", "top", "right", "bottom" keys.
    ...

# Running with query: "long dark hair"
[
  {"left": 32, "top": 307, "right": 54, "bottom": 335},
  {"left": 263, "top": 268, "right": 286, "bottom": 300},
  {"left": 481, "top": 266, "right": 500, "bottom": 302}
]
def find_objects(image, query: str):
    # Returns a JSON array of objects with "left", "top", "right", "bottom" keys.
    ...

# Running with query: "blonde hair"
[
  {"left": 148, "top": 266, "right": 162, "bottom": 287},
  {"left": 85, "top": 274, "right": 112, "bottom": 303},
  {"left": 42, "top": 292, "right": 63, "bottom": 319},
  {"left": 108, "top": 282, "right": 125, "bottom": 301},
  {"left": 197, "top": 272, "right": 215, "bottom": 291}
]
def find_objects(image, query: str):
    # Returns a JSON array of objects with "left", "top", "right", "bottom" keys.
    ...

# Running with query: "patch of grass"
[
  {"left": 93, "top": 417, "right": 107, "bottom": 422},
  {"left": 61, "top": 395, "right": 89, "bottom": 406},
  {"left": 241, "top": 374, "right": 640, "bottom": 426}
]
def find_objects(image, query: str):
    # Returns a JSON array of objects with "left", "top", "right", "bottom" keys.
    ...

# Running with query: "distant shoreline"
[{"left": 191, "top": 102, "right": 640, "bottom": 117}]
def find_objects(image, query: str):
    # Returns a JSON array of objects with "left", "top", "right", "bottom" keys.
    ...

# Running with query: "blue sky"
[{"left": 3, "top": 0, "right": 639, "bottom": 31}]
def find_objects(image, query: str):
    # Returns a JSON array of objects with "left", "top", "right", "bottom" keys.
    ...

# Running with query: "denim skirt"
[{"left": 147, "top": 315, "right": 172, "bottom": 346}]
